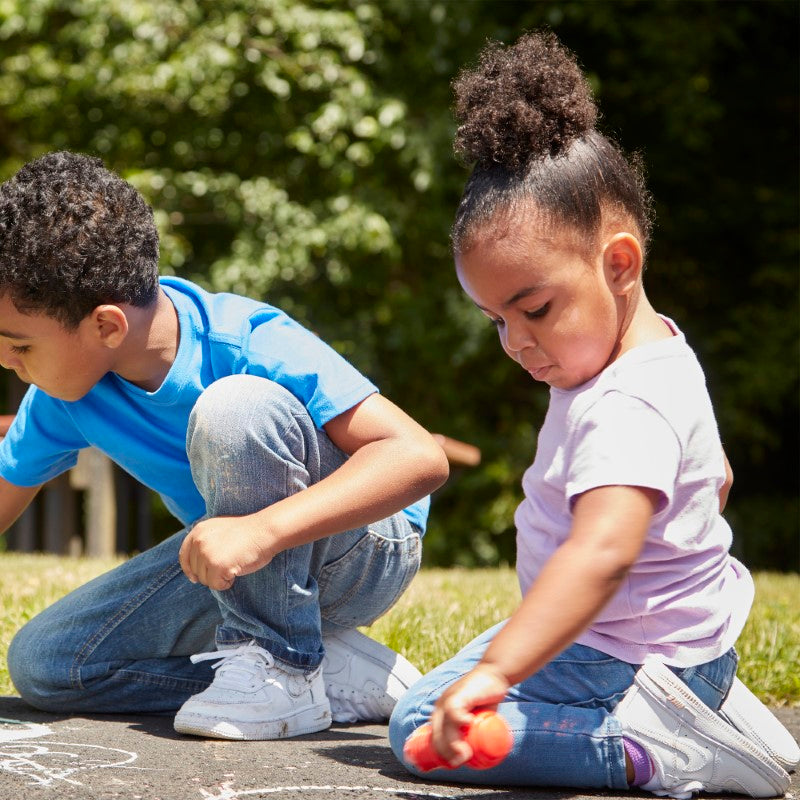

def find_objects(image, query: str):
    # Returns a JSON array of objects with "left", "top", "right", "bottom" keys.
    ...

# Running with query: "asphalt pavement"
[{"left": 0, "top": 696, "right": 797, "bottom": 800}]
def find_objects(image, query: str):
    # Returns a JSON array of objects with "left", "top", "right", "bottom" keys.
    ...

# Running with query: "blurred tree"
[{"left": 0, "top": 0, "right": 796, "bottom": 568}]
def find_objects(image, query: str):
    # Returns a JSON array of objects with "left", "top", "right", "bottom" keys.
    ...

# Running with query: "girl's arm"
[
  {"left": 180, "top": 392, "right": 449, "bottom": 589},
  {"left": 719, "top": 450, "right": 733, "bottom": 512},
  {"left": 429, "top": 483, "right": 660, "bottom": 766}
]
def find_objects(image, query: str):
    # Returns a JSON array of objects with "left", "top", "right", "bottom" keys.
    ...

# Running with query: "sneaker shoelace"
[{"left": 190, "top": 641, "right": 278, "bottom": 691}]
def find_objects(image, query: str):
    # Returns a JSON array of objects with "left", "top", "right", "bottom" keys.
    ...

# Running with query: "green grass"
[{"left": 0, "top": 555, "right": 797, "bottom": 705}]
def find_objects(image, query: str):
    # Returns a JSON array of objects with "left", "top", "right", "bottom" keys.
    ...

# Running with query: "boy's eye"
[
  {"left": 524, "top": 302, "right": 550, "bottom": 320},
  {"left": 10, "top": 344, "right": 30, "bottom": 355}
]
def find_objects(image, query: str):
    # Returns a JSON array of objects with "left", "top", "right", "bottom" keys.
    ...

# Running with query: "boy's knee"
[
  {"left": 188, "top": 375, "right": 305, "bottom": 455},
  {"left": 7, "top": 621, "right": 69, "bottom": 711},
  {"left": 187, "top": 375, "right": 322, "bottom": 512}
]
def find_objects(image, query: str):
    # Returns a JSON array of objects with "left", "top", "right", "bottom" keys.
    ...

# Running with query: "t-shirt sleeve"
[
  {"left": 242, "top": 308, "right": 378, "bottom": 429},
  {"left": 565, "top": 391, "right": 681, "bottom": 511},
  {"left": 0, "top": 386, "right": 86, "bottom": 486}
]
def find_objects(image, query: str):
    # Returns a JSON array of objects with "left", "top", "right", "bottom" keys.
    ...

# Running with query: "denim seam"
[
  {"left": 70, "top": 562, "right": 185, "bottom": 689},
  {"left": 214, "top": 629, "right": 318, "bottom": 672},
  {"left": 691, "top": 667, "right": 728, "bottom": 696},
  {"left": 110, "top": 668, "right": 210, "bottom": 693},
  {"left": 292, "top": 410, "right": 316, "bottom": 468},
  {"left": 284, "top": 411, "right": 316, "bottom": 484}
]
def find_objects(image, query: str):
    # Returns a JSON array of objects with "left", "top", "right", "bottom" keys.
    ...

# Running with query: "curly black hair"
[
  {"left": 451, "top": 31, "right": 654, "bottom": 256},
  {"left": 0, "top": 151, "right": 159, "bottom": 329}
]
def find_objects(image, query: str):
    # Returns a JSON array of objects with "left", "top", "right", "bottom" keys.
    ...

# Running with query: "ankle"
[{"left": 623, "top": 737, "right": 654, "bottom": 786}]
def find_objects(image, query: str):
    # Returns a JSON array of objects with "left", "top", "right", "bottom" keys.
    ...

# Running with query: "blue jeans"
[
  {"left": 8, "top": 375, "right": 421, "bottom": 713},
  {"left": 388, "top": 621, "right": 738, "bottom": 790}
]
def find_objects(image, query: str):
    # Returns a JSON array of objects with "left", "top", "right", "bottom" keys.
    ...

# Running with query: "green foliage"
[{"left": 0, "top": 1, "right": 797, "bottom": 569}]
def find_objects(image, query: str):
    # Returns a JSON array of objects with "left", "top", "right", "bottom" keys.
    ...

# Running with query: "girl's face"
[{"left": 455, "top": 220, "right": 630, "bottom": 391}]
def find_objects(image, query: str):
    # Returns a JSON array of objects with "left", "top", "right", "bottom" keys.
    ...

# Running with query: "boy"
[{"left": 0, "top": 151, "right": 449, "bottom": 740}]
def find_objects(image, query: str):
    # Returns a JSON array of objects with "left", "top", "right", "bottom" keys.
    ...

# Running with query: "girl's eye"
[
  {"left": 525, "top": 302, "right": 550, "bottom": 320},
  {"left": 10, "top": 344, "right": 30, "bottom": 355},
  {"left": 489, "top": 316, "right": 504, "bottom": 328}
]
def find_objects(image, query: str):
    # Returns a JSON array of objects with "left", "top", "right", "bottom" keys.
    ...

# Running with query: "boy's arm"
[
  {"left": 180, "top": 392, "right": 450, "bottom": 589},
  {"left": 428, "top": 483, "right": 659, "bottom": 766},
  {"left": 0, "top": 475, "right": 42, "bottom": 535}
]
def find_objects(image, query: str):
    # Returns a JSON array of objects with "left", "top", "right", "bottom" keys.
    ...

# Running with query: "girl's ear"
[
  {"left": 602, "top": 232, "right": 643, "bottom": 296},
  {"left": 89, "top": 305, "right": 129, "bottom": 349}
]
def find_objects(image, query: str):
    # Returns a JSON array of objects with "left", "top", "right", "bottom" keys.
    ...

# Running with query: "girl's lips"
[{"left": 528, "top": 365, "right": 551, "bottom": 381}]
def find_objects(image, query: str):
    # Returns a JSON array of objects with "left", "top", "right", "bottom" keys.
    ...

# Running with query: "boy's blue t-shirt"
[{"left": 0, "top": 277, "right": 429, "bottom": 531}]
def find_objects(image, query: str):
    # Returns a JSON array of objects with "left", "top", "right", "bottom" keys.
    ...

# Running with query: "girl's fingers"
[{"left": 430, "top": 702, "right": 475, "bottom": 766}]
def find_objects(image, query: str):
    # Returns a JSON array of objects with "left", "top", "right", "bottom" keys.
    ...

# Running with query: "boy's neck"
[{"left": 113, "top": 289, "right": 180, "bottom": 392}]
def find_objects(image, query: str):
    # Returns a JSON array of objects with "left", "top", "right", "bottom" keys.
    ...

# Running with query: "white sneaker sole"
[
  {"left": 720, "top": 677, "right": 800, "bottom": 772},
  {"left": 174, "top": 702, "right": 331, "bottom": 740},
  {"left": 322, "top": 628, "right": 422, "bottom": 722},
  {"left": 628, "top": 660, "right": 789, "bottom": 798}
]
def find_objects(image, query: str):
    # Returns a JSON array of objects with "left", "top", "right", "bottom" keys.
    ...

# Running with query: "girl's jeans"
[
  {"left": 389, "top": 621, "right": 738, "bottom": 790},
  {"left": 8, "top": 375, "right": 422, "bottom": 714}
]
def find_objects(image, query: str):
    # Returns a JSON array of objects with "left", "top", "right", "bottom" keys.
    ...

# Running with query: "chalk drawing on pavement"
[
  {"left": 0, "top": 719, "right": 141, "bottom": 787},
  {"left": 199, "top": 780, "right": 468, "bottom": 800}
]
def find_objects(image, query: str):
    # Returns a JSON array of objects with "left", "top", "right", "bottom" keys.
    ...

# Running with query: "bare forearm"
[
  {"left": 180, "top": 393, "right": 450, "bottom": 590},
  {"left": 429, "top": 485, "right": 657, "bottom": 764},
  {"left": 255, "top": 433, "right": 447, "bottom": 551},
  {"left": 481, "top": 484, "right": 657, "bottom": 687},
  {"left": 0, "top": 478, "right": 41, "bottom": 535},
  {"left": 482, "top": 539, "right": 627, "bottom": 686}
]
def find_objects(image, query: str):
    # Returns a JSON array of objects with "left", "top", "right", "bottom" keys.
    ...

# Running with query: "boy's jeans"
[
  {"left": 8, "top": 375, "right": 421, "bottom": 713},
  {"left": 388, "top": 620, "right": 738, "bottom": 789}
]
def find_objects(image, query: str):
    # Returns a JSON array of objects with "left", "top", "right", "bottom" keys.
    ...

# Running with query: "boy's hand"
[
  {"left": 430, "top": 663, "right": 510, "bottom": 767},
  {"left": 179, "top": 515, "right": 274, "bottom": 590}
]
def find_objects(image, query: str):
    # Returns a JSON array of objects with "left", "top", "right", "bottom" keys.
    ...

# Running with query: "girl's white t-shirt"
[{"left": 514, "top": 319, "right": 753, "bottom": 667}]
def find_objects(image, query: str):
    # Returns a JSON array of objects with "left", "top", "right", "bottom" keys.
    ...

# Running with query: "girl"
[{"left": 389, "top": 31, "right": 797, "bottom": 797}]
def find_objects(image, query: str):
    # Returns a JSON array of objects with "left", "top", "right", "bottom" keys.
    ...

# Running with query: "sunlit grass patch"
[{"left": 0, "top": 555, "right": 797, "bottom": 705}]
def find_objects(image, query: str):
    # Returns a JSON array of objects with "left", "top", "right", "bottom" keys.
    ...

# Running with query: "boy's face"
[{"left": 0, "top": 295, "right": 113, "bottom": 401}]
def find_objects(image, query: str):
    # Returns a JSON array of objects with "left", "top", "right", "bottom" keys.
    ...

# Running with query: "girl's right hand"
[{"left": 429, "top": 663, "right": 510, "bottom": 767}]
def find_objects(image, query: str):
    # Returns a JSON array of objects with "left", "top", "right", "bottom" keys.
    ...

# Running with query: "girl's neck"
[
  {"left": 608, "top": 287, "right": 675, "bottom": 364},
  {"left": 613, "top": 292, "right": 673, "bottom": 362}
]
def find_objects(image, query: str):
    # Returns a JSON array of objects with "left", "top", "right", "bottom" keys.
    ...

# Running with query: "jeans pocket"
[{"left": 317, "top": 528, "right": 421, "bottom": 629}]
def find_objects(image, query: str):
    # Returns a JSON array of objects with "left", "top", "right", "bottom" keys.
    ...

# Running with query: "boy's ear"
[
  {"left": 89, "top": 305, "right": 129, "bottom": 349},
  {"left": 602, "top": 233, "right": 643, "bottom": 296}
]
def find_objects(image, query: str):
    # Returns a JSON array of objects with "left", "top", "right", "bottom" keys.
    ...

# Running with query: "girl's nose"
[{"left": 501, "top": 321, "right": 536, "bottom": 354}]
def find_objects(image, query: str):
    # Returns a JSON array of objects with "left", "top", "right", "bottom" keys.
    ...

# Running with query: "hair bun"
[{"left": 453, "top": 30, "right": 597, "bottom": 172}]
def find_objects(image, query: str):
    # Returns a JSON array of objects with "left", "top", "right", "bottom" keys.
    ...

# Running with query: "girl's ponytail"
[
  {"left": 451, "top": 31, "right": 653, "bottom": 258},
  {"left": 453, "top": 31, "right": 596, "bottom": 172}
]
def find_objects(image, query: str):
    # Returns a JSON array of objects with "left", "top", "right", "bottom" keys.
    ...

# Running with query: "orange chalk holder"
[{"left": 403, "top": 710, "right": 513, "bottom": 771}]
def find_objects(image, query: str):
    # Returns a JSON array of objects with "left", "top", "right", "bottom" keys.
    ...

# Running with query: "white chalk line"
[
  {"left": 199, "top": 780, "right": 465, "bottom": 800},
  {"left": 0, "top": 721, "right": 53, "bottom": 745},
  {"left": 0, "top": 720, "right": 157, "bottom": 787}
]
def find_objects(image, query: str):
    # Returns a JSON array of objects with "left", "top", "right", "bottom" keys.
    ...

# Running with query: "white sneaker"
[
  {"left": 614, "top": 659, "right": 789, "bottom": 798},
  {"left": 174, "top": 641, "right": 331, "bottom": 740},
  {"left": 719, "top": 677, "right": 800, "bottom": 772},
  {"left": 321, "top": 628, "right": 422, "bottom": 723}
]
